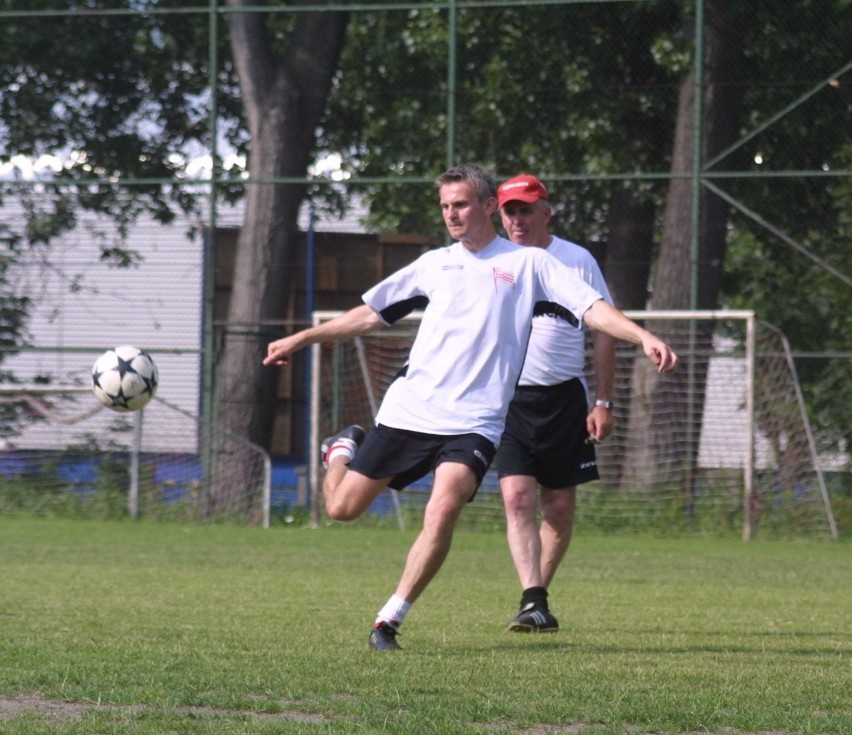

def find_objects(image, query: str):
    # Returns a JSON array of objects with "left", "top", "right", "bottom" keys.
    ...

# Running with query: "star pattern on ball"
[{"left": 92, "top": 346, "right": 159, "bottom": 413}]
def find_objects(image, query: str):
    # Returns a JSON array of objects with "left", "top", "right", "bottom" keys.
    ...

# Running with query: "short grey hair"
[{"left": 435, "top": 164, "right": 497, "bottom": 202}]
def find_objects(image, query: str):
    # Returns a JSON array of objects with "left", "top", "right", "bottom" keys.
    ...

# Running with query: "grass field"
[{"left": 1, "top": 518, "right": 849, "bottom": 734}]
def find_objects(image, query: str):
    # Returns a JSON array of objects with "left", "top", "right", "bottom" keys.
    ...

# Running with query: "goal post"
[{"left": 308, "top": 309, "right": 837, "bottom": 539}]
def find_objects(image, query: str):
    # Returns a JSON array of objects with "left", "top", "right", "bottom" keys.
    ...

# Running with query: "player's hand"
[
  {"left": 263, "top": 335, "right": 301, "bottom": 366},
  {"left": 586, "top": 407, "right": 614, "bottom": 443},
  {"left": 645, "top": 338, "right": 678, "bottom": 373}
]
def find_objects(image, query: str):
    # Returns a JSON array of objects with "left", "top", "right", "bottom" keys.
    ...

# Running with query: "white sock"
[
  {"left": 375, "top": 594, "right": 411, "bottom": 629},
  {"left": 327, "top": 439, "right": 357, "bottom": 466}
]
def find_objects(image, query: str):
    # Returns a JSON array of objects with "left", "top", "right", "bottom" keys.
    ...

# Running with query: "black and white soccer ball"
[{"left": 92, "top": 345, "right": 159, "bottom": 412}]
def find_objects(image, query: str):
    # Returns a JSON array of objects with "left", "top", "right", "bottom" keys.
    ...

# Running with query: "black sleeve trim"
[
  {"left": 379, "top": 295, "right": 429, "bottom": 325},
  {"left": 532, "top": 300, "right": 580, "bottom": 328}
]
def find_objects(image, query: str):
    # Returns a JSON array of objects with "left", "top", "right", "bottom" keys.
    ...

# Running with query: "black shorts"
[
  {"left": 350, "top": 424, "right": 497, "bottom": 495},
  {"left": 495, "top": 378, "right": 599, "bottom": 488}
]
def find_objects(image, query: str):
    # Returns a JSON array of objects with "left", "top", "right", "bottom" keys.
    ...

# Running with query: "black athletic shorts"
[
  {"left": 495, "top": 378, "right": 599, "bottom": 488},
  {"left": 350, "top": 424, "right": 497, "bottom": 496}
]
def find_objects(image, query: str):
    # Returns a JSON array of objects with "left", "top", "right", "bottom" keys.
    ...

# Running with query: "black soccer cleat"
[
  {"left": 507, "top": 603, "right": 559, "bottom": 633},
  {"left": 321, "top": 425, "right": 365, "bottom": 468},
  {"left": 369, "top": 622, "right": 402, "bottom": 651}
]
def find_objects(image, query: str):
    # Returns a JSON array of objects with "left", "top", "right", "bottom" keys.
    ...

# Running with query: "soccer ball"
[{"left": 92, "top": 346, "right": 159, "bottom": 412}]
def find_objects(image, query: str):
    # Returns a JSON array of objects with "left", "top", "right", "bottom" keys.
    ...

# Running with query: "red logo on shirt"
[{"left": 493, "top": 268, "right": 515, "bottom": 290}]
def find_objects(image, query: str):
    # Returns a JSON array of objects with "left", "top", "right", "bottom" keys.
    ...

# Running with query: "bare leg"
[
  {"left": 392, "top": 462, "right": 477, "bottom": 604},
  {"left": 500, "top": 474, "right": 543, "bottom": 589},
  {"left": 322, "top": 456, "right": 392, "bottom": 521},
  {"left": 539, "top": 485, "right": 576, "bottom": 588}
]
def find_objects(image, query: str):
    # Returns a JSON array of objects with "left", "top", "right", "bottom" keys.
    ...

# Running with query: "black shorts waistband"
[{"left": 515, "top": 377, "right": 581, "bottom": 393}]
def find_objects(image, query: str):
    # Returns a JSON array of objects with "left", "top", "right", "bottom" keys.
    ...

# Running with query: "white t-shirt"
[
  {"left": 518, "top": 236, "right": 614, "bottom": 387},
  {"left": 361, "top": 236, "right": 603, "bottom": 444}
]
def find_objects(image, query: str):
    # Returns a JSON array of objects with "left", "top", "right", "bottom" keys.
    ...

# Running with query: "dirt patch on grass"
[
  {"left": 0, "top": 694, "right": 329, "bottom": 725},
  {"left": 1, "top": 696, "right": 801, "bottom": 734},
  {"left": 0, "top": 695, "right": 94, "bottom": 723}
]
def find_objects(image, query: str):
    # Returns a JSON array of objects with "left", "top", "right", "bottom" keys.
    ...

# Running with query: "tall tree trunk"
[
  {"left": 596, "top": 185, "right": 656, "bottom": 486},
  {"left": 605, "top": 185, "right": 655, "bottom": 312},
  {"left": 207, "top": 3, "right": 348, "bottom": 519},
  {"left": 621, "top": 0, "right": 745, "bottom": 508}
]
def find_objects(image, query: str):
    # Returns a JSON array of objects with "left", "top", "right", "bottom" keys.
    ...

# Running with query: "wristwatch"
[{"left": 594, "top": 399, "right": 614, "bottom": 410}]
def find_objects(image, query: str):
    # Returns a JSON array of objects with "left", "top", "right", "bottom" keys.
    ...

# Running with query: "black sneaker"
[
  {"left": 507, "top": 603, "right": 559, "bottom": 633},
  {"left": 369, "top": 622, "right": 402, "bottom": 651},
  {"left": 321, "top": 425, "right": 365, "bottom": 468}
]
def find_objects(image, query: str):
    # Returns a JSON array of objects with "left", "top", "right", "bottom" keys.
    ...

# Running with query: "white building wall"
[
  {"left": 2, "top": 203, "right": 204, "bottom": 453},
  {"left": 0, "top": 193, "right": 368, "bottom": 453}
]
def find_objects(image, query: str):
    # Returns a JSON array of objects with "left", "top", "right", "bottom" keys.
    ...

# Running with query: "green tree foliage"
[
  {"left": 0, "top": 0, "right": 240, "bottom": 224},
  {"left": 322, "top": 3, "right": 682, "bottom": 242},
  {"left": 715, "top": 2, "right": 852, "bottom": 457}
]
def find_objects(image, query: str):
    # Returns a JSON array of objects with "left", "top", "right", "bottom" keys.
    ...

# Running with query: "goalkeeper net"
[{"left": 308, "top": 310, "right": 837, "bottom": 539}]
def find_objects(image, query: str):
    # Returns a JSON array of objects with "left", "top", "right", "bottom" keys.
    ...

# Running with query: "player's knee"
[
  {"left": 324, "top": 497, "right": 360, "bottom": 521},
  {"left": 423, "top": 497, "right": 464, "bottom": 532},
  {"left": 541, "top": 489, "right": 576, "bottom": 525},
  {"left": 502, "top": 487, "right": 537, "bottom": 517}
]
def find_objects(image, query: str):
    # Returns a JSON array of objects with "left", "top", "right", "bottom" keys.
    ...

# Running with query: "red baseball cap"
[{"left": 497, "top": 174, "right": 550, "bottom": 207}]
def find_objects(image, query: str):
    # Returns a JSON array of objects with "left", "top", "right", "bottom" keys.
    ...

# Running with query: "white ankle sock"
[{"left": 375, "top": 594, "right": 411, "bottom": 629}]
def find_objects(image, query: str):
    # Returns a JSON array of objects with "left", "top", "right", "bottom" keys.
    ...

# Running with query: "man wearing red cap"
[{"left": 495, "top": 174, "right": 616, "bottom": 633}]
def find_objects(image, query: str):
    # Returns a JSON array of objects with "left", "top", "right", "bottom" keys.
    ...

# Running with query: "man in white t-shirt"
[
  {"left": 496, "top": 174, "right": 616, "bottom": 633},
  {"left": 264, "top": 164, "right": 678, "bottom": 652}
]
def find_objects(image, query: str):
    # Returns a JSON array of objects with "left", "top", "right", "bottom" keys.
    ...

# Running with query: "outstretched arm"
[
  {"left": 263, "top": 304, "right": 384, "bottom": 367},
  {"left": 582, "top": 300, "right": 678, "bottom": 373}
]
